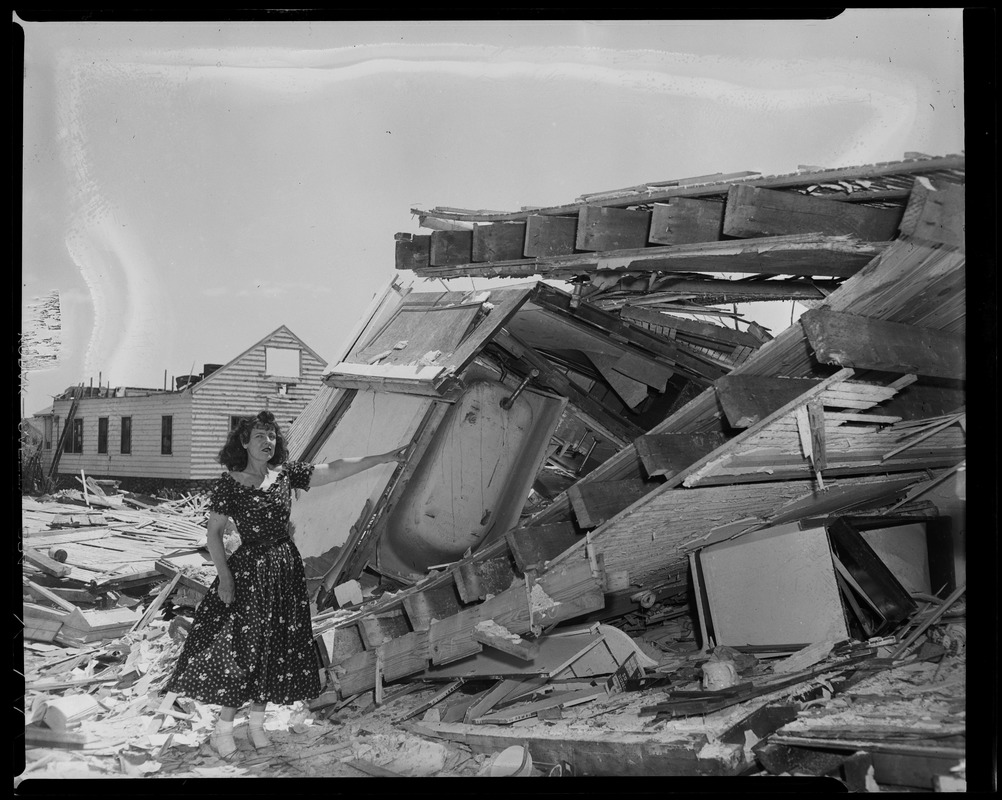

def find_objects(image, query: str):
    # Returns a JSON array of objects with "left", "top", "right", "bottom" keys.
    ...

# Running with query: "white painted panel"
[
  {"left": 700, "top": 523, "right": 848, "bottom": 647},
  {"left": 289, "top": 391, "right": 433, "bottom": 559}
]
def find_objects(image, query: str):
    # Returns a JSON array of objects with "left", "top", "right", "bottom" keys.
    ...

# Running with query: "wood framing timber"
[
  {"left": 472, "top": 222, "right": 527, "bottom": 262},
  {"left": 401, "top": 233, "right": 887, "bottom": 280},
  {"left": 715, "top": 375, "right": 823, "bottom": 428},
  {"left": 409, "top": 154, "right": 964, "bottom": 222},
  {"left": 648, "top": 198, "right": 725, "bottom": 244},
  {"left": 723, "top": 184, "right": 904, "bottom": 241},
  {"left": 799, "top": 308, "right": 966, "bottom": 380},
  {"left": 394, "top": 233, "right": 431, "bottom": 271},
  {"left": 429, "top": 229, "right": 473, "bottom": 266},
  {"left": 567, "top": 479, "right": 653, "bottom": 529},
  {"left": 524, "top": 214, "right": 578, "bottom": 257},
  {"left": 576, "top": 206, "right": 652, "bottom": 251},
  {"left": 897, "top": 179, "right": 965, "bottom": 250},
  {"left": 334, "top": 554, "right": 605, "bottom": 696},
  {"left": 634, "top": 432, "right": 731, "bottom": 478}
]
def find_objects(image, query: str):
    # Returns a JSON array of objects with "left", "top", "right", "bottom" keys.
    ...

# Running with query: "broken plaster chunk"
[
  {"left": 529, "top": 583, "right": 560, "bottom": 614},
  {"left": 474, "top": 619, "right": 521, "bottom": 642}
]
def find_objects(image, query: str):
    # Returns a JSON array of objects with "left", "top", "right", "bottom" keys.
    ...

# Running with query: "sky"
[{"left": 18, "top": 11, "right": 967, "bottom": 417}]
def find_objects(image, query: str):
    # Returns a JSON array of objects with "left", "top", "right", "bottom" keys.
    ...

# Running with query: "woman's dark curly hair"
[{"left": 218, "top": 411, "right": 289, "bottom": 471}]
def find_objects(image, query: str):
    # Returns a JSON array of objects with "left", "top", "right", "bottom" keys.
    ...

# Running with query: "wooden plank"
[
  {"left": 413, "top": 720, "right": 728, "bottom": 776},
  {"left": 505, "top": 523, "right": 581, "bottom": 570},
  {"left": 897, "top": 179, "right": 965, "bottom": 250},
  {"left": 410, "top": 156, "right": 964, "bottom": 223},
  {"left": 453, "top": 554, "right": 518, "bottom": 604},
  {"left": 472, "top": 620, "right": 540, "bottom": 661},
  {"left": 715, "top": 375, "right": 822, "bottom": 428},
  {"left": 401, "top": 582, "right": 463, "bottom": 632},
  {"left": 463, "top": 678, "right": 519, "bottom": 724},
  {"left": 358, "top": 608, "right": 411, "bottom": 649},
  {"left": 429, "top": 229, "right": 473, "bottom": 266},
  {"left": 723, "top": 184, "right": 903, "bottom": 241},
  {"left": 567, "top": 479, "right": 652, "bottom": 530},
  {"left": 622, "top": 306, "right": 763, "bottom": 350},
  {"left": 23, "top": 547, "right": 72, "bottom": 578},
  {"left": 588, "top": 352, "right": 649, "bottom": 408},
  {"left": 472, "top": 222, "right": 526, "bottom": 262},
  {"left": 649, "top": 198, "right": 725, "bottom": 244},
  {"left": 475, "top": 686, "right": 606, "bottom": 724},
  {"left": 523, "top": 214, "right": 577, "bottom": 256},
  {"left": 800, "top": 308, "right": 966, "bottom": 380},
  {"left": 22, "top": 580, "right": 80, "bottom": 613},
  {"left": 634, "top": 432, "right": 730, "bottom": 479},
  {"left": 576, "top": 206, "right": 652, "bottom": 251},
  {"left": 131, "top": 572, "right": 182, "bottom": 633}
]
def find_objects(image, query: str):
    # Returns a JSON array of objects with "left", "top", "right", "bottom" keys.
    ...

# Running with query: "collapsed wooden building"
[{"left": 21, "top": 153, "right": 970, "bottom": 785}]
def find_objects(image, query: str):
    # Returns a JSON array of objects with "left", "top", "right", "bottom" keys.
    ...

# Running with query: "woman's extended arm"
[
  {"left": 205, "top": 511, "right": 235, "bottom": 605},
  {"left": 309, "top": 445, "right": 409, "bottom": 488}
]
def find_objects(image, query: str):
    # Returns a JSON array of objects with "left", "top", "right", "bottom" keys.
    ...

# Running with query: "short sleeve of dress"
[
  {"left": 284, "top": 461, "right": 315, "bottom": 491},
  {"left": 207, "top": 474, "right": 234, "bottom": 517}
]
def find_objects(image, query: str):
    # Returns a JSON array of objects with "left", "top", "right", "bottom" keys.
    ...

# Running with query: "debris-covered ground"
[{"left": 19, "top": 485, "right": 968, "bottom": 789}]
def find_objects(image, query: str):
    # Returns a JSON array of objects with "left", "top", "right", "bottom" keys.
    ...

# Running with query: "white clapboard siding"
[
  {"left": 40, "top": 326, "right": 326, "bottom": 483},
  {"left": 45, "top": 393, "right": 193, "bottom": 480},
  {"left": 189, "top": 326, "right": 328, "bottom": 480}
]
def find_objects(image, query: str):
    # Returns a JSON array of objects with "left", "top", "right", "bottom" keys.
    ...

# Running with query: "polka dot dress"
[{"left": 167, "top": 461, "right": 322, "bottom": 707}]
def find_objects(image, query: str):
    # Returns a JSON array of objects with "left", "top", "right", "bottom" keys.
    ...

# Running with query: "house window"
[
  {"left": 121, "top": 417, "right": 132, "bottom": 454},
  {"left": 97, "top": 417, "right": 109, "bottom": 454},
  {"left": 161, "top": 416, "right": 173, "bottom": 455},
  {"left": 64, "top": 418, "right": 84, "bottom": 453},
  {"left": 43, "top": 418, "right": 53, "bottom": 449},
  {"left": 265, "top": 347, "right": 301, "bottom": 380}
]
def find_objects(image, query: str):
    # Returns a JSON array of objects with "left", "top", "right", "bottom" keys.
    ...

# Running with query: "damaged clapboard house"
[{"left": 272, "top": 153, "right": 968, "bottom": 781}]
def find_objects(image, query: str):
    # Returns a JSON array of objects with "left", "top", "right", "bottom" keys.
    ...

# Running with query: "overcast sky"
[{"left": 19, "top": 11, "right": 966, "bottom": 416}]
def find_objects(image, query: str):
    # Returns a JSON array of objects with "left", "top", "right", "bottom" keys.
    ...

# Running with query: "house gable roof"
[{"left": 191, "top": 325, "right": 327, "bottom": 394}]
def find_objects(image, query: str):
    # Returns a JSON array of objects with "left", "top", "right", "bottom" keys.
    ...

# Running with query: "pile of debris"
[{"left": 19, "top": 153, "right": 971, "bottom": 788}]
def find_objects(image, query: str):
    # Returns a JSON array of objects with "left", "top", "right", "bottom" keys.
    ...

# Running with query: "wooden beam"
[
  {"left": 714, "top": 375, "right": 822, "bottom": 428},
  {"left": 409, "top": 155, "right": 965, "bottom": 222},
  {"left": 649, "top": 198, "right": 724, "bottom": 244},
  {"left": 524, "top": 214, "right": 577, "bottom": 256},
  {"left": 897, "top": 179, "right": 965, "bottom": 250},
  {"left": 406, "top": 233, "right": 886, "bottom": 280},
  {"left": 394, "top": 233, "right": 431, "bottom": 271},
  {"left": 576, "top": 206, "right": 652, "bottom": 251},
  {"left": 621, "top": 306, "right": 764, "bottom": 350},
  {"left": 23, "top": 547, "right": 72, "bottom": 579},
  {"left": 567, "top": 479, "right": 653, "bottom": 530},
  {"left": 472, "top": 222, "right": 526, "bottom": 262},
  {"left": 634, "top": 432, "right": 731, "bottom": 479},
  {"left": 472, "top": 621, "right": 540, "bottom": 661},
  {"left": 800, "top": 308, "right": 966, "bottom": 380},
  {"left": 429, "top": 229, "right": 473, "bottom": 266},
  {"left": 505, "top": 523, "right": 581, "bottom": 570},
  {"left": 723, "top": 184, "right": 904, "bottom": 241}
]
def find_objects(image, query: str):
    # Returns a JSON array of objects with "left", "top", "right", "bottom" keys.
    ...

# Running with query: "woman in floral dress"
[{"left": 167, "top": 411, "right": 406, "bottom": 758}]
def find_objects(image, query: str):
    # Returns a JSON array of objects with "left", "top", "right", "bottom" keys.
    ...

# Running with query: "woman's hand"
[
  {"left": 384, "top": 444, "right": 410, "bottom": 464},
  {"left": 217, "top": 570, "right": 236, "bottom": 605}
]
